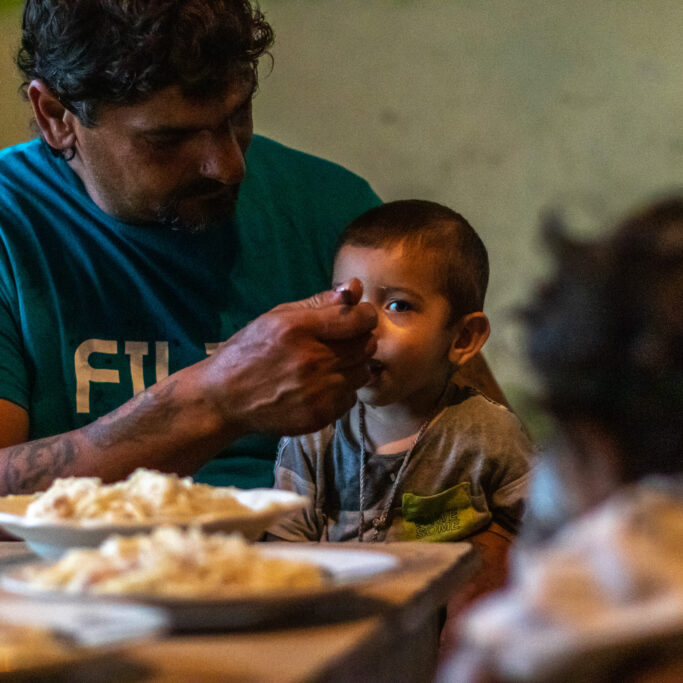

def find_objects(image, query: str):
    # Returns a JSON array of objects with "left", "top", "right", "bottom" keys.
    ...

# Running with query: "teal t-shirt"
[{"left": 0, "top": 135, "right": 381, "bottom": 488}]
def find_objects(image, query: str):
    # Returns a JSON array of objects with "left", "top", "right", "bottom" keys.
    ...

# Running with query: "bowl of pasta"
[
  {"left": 0, "top": 526, "right": 399, "bottom": 630},
  {"left": 0, "top": 468, "right": 308, "bottom": 558}
]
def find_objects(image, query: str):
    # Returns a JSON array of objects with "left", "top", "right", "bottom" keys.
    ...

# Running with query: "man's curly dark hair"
[
  {"left": 16, "top": 0, "right": 274, "bottom": 127},
  {"left": 525, "top": 196, "right": 683, "bottom": 482}
]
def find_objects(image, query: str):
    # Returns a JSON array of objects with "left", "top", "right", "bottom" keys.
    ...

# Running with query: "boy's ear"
[
  {"left": 27, "top": 80, "right": 77, "bottom": 152},
  {"left": 448, "top": 312, "right": 490, "bottom": 368}
]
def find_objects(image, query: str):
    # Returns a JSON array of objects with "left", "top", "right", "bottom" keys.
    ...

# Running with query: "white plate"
[
  {"left": 2, "top": 546, "right": 400, "bottom": 631},
  {"left": 0, "top": 488, "right": 307, "bottom": 558},
  {"left": 0, "top": 596, "right": 167, "bottom": 679}
]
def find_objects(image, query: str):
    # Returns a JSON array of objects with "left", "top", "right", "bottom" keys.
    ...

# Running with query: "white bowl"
[{"left": 0, "top": 488, "right": 308, "bottom": 559}]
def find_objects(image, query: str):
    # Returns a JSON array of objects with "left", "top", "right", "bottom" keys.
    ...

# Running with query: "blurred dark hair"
[
  {"left": 17, "top": 0, "right": 274, "bottom": 126},
  {"left": 526, "top": 196, "right": 683, "bottom": 481},
  {"left": 337, "top": 199, "right": 489, "bottom": 323}
]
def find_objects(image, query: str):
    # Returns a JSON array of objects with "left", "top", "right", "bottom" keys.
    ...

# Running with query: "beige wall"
[
  {"left": 0, "top": 4, "right": 30, "bottom": 145},
  {"left": 2, "top": 1, "right": 682, "bottom": 426}
]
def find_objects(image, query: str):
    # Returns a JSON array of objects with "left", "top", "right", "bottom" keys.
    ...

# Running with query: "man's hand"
[{"left": 203, "top": 278, "right": 378, "bottom": 436}]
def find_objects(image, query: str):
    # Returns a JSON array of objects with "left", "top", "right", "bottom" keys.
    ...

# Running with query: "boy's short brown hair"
[{"left": 337, "top": 199, "right": 489, "bottom": 323}]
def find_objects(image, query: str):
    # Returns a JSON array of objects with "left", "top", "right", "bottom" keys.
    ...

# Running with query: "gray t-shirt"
[{"left": 269, "top": 386, "right": 534, "bottom": 542}]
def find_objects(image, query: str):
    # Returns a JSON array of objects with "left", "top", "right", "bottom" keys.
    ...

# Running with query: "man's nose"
[{"left": 199, "top": 128, "right": 246, "bottom": 184}]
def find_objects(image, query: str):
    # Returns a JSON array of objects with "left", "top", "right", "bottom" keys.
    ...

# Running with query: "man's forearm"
[{"left": 0, "top": 368, "right": 238, "bottom": 495}]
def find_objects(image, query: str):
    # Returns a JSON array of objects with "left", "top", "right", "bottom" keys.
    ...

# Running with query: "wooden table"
[{"left": 0, "top": 541, "right": 477, "bottom": 682}]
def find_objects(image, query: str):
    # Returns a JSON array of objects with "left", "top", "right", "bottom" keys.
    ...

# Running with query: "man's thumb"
[{"left": 282, "top": 278, "right": 363, "bottom": 311}]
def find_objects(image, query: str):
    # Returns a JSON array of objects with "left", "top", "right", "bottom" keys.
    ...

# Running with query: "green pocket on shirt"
[{"left": 401, "top": 482, "right": 490, "bottom": 542}]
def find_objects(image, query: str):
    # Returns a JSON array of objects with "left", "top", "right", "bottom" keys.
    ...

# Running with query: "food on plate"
[
  {"left": 24, "top": 468, "right": 251, "bottom": 523},
  {"left": 19, "top": 526, "right": 326, "bottom": 597}
]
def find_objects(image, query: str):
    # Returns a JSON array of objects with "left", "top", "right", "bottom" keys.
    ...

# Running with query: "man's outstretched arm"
[{"left": 0, "top": 281, "right": 377, "bottom": 495}]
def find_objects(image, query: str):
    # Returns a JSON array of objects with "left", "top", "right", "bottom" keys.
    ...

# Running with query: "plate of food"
[
  {"left": 1, "top": 526, "right": 400, "bottom": 630},
  {"left": 0, "top": 596, "right": 167, "bottom": 679},
  {"left": 0, "top": 468, "right": 308, "bottom": 558}
]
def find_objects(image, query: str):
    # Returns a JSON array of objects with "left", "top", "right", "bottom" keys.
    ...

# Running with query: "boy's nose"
[{"left": 368, "top": 306, "right": 385, "bottom": 335}]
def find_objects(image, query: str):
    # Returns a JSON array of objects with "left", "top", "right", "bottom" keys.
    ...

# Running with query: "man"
[{"left": 0, "top": 0, "right": 501, "bottom": 495}]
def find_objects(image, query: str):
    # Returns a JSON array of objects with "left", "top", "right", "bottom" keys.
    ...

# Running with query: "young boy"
[{"left": 267, "top": 199, "right": 533, "bottom": 544}]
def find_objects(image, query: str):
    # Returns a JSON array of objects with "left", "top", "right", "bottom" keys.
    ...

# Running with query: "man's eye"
[
  {"left": 232, "top": 103, "right": 252, "bottom": 125},
  {"left": 144, "top": 133, "right": 185, "bottom": 149},
  {"left": 387, "top": 300, "right": 412, "bottom": 313}
]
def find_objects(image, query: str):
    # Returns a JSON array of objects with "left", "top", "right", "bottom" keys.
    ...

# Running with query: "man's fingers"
[
  {"left": 334, "top": 278, "right": 363, "bottom": 305},
  {"left": 271, "top": 278, "right": 376, "bottom": 341},
  {"left": 278, "top": 278, "right": 363, "bottom": 311},
  {"left": 318, "top": 301, "right": 377, "bottom": 341},
  {"left": 326, "top": 333, "right": 377, "bottom": 368},
  {"left": 278, "top": 302, "right": 376, "bottom": 342},
  {"left": 343, "top": 363, "right": 372, "bottom": 391}
]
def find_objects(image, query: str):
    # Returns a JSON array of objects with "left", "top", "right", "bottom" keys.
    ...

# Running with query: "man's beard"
[{"left": 155, "top": 180, "right": 240, "bottom": 234}]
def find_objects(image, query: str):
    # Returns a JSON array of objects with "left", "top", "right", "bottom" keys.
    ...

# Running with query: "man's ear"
[
  {"left": 448, "top": 312, "right": 490, "bottom": 369},
  {"left": 27, "top": 80, "right": 77, "bottom": 152}
]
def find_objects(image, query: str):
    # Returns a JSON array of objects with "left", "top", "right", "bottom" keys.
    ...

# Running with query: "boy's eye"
[{"left": 387, "top": 300, "right": 412, "bottom": 313}]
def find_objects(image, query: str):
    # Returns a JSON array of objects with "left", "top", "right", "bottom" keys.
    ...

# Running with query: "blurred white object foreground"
[{"left": 438, "top": 480, "right": 683, "bottom": 682}]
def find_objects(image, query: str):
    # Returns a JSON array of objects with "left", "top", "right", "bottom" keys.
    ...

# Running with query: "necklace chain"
[{"left": 357, "top": 401, "right": 440, "bottom": 542}]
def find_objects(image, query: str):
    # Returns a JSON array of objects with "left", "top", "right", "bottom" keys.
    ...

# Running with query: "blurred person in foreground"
[
  {"left": 0, "top": 0, "right": 500, "bottom": 496},
  {"left": 437, "top": 196, "right": 683, "bottom": 682}
]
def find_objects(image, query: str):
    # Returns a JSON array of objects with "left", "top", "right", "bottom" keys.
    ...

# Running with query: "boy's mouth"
[{"left": 366, "top": 358, "right": 384, "bottom": 385}]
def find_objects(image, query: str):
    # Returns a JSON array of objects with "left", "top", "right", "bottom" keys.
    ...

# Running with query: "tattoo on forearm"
[
  {"left": 5, "top": 435, "right": 79, "bottom": 494},
  {"left": 86, "top": 379, "right": 183, "bottom": 448},
  {"left": 2, "top": 379, "right": 187, "bottom": 494}
]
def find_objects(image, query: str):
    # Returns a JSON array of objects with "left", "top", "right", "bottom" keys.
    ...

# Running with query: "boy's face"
[{"left": 333, "top": 242, "right": 456, "bottom": 411}]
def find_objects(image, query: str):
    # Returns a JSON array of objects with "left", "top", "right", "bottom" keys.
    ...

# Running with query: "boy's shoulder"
[
  {"left": 444, "top": 384, "right": 521, "bottom": 423},
  {"left": 437, "top": 384, "right": 533, "bottom": 456}
]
